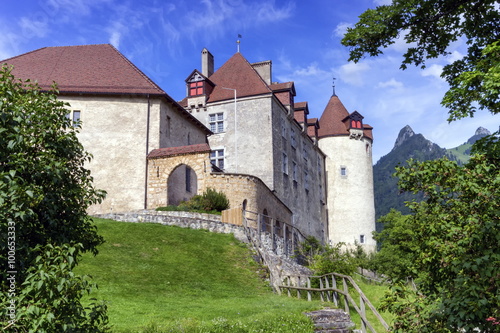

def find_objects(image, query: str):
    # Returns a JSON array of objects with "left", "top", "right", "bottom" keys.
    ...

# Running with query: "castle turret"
[{"left": 318, "top": 93, "right": 376, "bottom": 252}]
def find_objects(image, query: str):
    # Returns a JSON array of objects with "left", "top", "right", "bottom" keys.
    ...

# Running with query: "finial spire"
[
  {"left": 332, "top": 77, "right": 337, "bottom": 96},
  {"left": 237, "top": 34, "right": 242, "bottom": 53}
]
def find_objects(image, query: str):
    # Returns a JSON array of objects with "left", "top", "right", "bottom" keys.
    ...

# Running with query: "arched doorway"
[{"left": 167, "top": 164, "right": 198, "bottom": 206}]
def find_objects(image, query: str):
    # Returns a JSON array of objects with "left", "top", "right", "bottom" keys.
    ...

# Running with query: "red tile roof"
[
  {"left": 147, "top": 143, "right": 211, "bottom": 159},
  {"left": 294, "top": 101, "right": 309, "bottom": 115},
  {"left": 206, "top": 52, "right": 272, "bottom": 102},
  {"left": 1, "top": 44, "right": 165, "bottom": 95},
  {"left": 363, "top": 124, "right": 374, "bottom": 141},
  {"left": 270, "top": 81, "right": 295, "bottom": 93},
  {"left": 318, "top": 95, "right": 350, "bottom": 138}
]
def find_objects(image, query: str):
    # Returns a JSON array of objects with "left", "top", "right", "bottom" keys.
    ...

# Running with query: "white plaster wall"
[
  {"left": 189, "top": 96, "right": 275, "bottom": 187},
  {"left": 62, "top": 95, "right": 208, "bottom": 214},
  {"left": 187, "top": 95, "right": 327, "bottom": 241},
  {"left": 319, "top": 135, "right": 376, "bottom": 252}
]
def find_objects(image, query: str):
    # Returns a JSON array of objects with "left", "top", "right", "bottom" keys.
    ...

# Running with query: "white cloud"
[
  {"left": 373, "top": 0, "right": 392, "bottom": 5},
  {"left": 446, "top": 50, "right": 464, "bottom": 64},
  {"left": 339, "top": 61, "right": 370, "bottom": 86},
  {"left": 256, "top": 1, "right": 294, "bottom": 23},
  {"left": 333, "top": 22, "right": 352, "bottom": 38},
  {"left": 19, "top": 16, "right": 49, "bottom": 39},
  {"left": 387, "top": 29, "right": 417, "bottom": 53},
  {"left": 421, "top": 64, "right": 443, "bottom": 80},
  {"left": 377, "top": 78, "right": 403, "bottom": 90}
]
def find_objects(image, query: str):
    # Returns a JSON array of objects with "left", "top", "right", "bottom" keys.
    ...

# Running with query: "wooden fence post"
[
  {"left": 324, "top": 276, "right": 330, "bottom": 302},
  {"left": 287, "top": 276, "right": 291, "bottom": 297},
  {"left": 297, "top": 276, "right": 301, "bottom": 300},
  {"left": 343, "top": 277, "right": 349, "bottom": 313},
  {"left": 332, "top": 274, "right": 338, "bottom": 307},
  {"left": 360, "top": 294, "right": 367, "bottom": 333},
  {"left": 319, "top": 277, "right": 324, "bottom": 302},
  {"left": 307, "top": 276, "right": 312, "bottom": 301}
]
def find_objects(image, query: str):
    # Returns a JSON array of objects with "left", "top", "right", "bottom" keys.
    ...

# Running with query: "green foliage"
[
  {"left": 297, "top": 238, "right": 358, "bottom": 277},
  {"left": 371, "top": 209, "right": 417, "bottom": 280},
  {"left": 2, "top": 244, "right": 110, "bottom": 332},
  {"left": 381, "top": 148, "right": 500, "bottom": 332},
  {"left": 342, "top": 0, "right": 500, "bottom": 120},
  {"left": 0, "top": 66, "right": 108, "bottom": 331},
  {"left": 343, "top": 2, "right": 500, "bottom": 331},
  {"left": 156, "top": 187, "right": 229, "bottom": 214},
  {"left": 0, "top": 66, "right": 105, "bottom": 278}
]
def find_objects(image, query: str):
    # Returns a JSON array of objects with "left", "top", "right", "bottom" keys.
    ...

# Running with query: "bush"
[
  {"left": 156, "top": 188, "right": 229, "bottom": 214},
  {"left": 201, "top": 188, "right": 230, "bottom": 212},
  {"left": 297, "top": 237, "right": 358, "bottom": 276}
]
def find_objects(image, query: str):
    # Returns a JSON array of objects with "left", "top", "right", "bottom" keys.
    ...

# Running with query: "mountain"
[
  {"left": 373, "top": 125, "right": 450, "bottom": 219},
  {"left": 446, "top": 127, "right": 491, "bottom": 164}
]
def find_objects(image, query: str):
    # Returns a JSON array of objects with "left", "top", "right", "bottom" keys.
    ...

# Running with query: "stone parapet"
[{"left": 93, "top": 210, "right": 247, "bottom": 242}]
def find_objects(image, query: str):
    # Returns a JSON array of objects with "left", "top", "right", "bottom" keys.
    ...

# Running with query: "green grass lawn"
[
  {"left": 349, "top": 276, "right": 394, "bottom": 332},
  {"left": 76, "top": 219, "right": 324, "bottom": 332}
]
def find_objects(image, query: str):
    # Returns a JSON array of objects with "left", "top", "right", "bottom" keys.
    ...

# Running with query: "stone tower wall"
[{"left": 319, "top": 134, "right": 376, "bottom": 252}]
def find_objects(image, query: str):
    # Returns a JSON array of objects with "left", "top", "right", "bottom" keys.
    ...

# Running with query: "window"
[
  {"left": 167, "top": 116, "right": 171, "bottom": 138},
  {"left": 67, "top": 110, "right": 81, "bottom": 127},
  {"left": 189, "top": 81, "right": 204, "bottom": 96},
  {"left": 282, "top": 153, "right": 288, "bottom": 175},
  {"left": 304, "top": 171, "right": 309, "bottom": 191},
  {"left": 303, "top": 147, "right": 308, "bottom": 162},
  {"left": 281, "top": 118, "right": 287, "bottom": 138},
  {"left": 209, "top": 113, "right": 224, "bottom": 133},
  {"left": 291, "top": 128, "right": 297, "bottom": 148},
  {"left": 360, "top": 235, "right": 365, "bottom": 244},
  {"left": 292, "top": 162, "right": 297, "bottom": 182},
  {"left": 185, "top": 166, "right": 192, "bottom": 192},
  {"left": 340, "top": 166, "right": 348, "bottom": 177},
  {"left": 210, "top": 149, "right": 224, "bottom": 170}
]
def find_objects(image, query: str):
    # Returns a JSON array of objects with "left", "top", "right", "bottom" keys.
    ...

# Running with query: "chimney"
[
  {"left": 201, "top": 48, "right": 214, "bottom": 77},
  {"left": 251, "top": 60, "right": 272, "bottom": 85}
]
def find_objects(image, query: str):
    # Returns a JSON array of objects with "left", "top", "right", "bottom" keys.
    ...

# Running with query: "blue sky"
[{"left": 1, "top": 0, "right": 498, "bottom": 163}]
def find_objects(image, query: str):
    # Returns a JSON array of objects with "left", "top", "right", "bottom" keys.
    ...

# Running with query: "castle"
[{"left": 2, "top": 44, "right": 376, "bottom": 251}]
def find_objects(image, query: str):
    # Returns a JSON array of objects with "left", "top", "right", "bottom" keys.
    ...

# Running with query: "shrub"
[
  {"left": 201, "top": 187, "right": 230, "bottom": 212},
  {"left": 155, "top": 188, "right": 229, "bottom": 214}
]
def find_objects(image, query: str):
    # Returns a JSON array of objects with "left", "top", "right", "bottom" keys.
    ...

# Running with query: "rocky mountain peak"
[
  {"left": 474, "top": 127, "right": 491, "bottom": 136},
  {"left": 393, "top": 125, "right": 415, "bottom": 149}
]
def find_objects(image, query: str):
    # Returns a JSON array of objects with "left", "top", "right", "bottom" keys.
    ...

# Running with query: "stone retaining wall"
[{"left": 93, "top": 210, "right": 247, "bottom": 242}]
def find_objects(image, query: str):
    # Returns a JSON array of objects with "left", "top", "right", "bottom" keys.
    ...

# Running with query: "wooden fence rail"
[{"left": 279, "top": 273, "right": 390, "bottom": 333}]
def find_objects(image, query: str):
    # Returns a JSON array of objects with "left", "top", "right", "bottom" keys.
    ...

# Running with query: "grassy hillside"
[
  {"left": 446, "top": 143, "right": 472, "bottom": 164},
  {"left": 76, "top": 219, "right": 324, "bottom": 332}
]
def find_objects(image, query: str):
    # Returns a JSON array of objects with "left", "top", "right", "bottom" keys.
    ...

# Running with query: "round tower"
[{"left": 317, "top": 93, "right": 376, "bottom": 252}]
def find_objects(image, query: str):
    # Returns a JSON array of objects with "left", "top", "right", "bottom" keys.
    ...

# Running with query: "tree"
[
  {"left": 385, "top": 147, "right": 499, "bottom": 332},
  {"left": 0, "top": 66, "right": 109, "bottom": 331},
  {"left": 342, "top": 1, "right": 500, "bottom": 331},
  {"left": 342, "top": 0, "right": 500, "bottom": 120},
  {"left": 371, "top": 209, "right": 416, "bottom": 280}
]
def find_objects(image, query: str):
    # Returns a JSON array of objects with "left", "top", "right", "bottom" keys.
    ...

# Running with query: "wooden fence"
[
  {"left": 279, "top": 273, "right": 389, "bottom": 333},
  {"left": 242, "top": 210, "right": 306, "bottom": 257}
]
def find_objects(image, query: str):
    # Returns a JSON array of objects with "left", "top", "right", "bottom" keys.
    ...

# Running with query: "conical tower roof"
[{"left": 318, "top": 94, "right": 350, "bottom": 138}]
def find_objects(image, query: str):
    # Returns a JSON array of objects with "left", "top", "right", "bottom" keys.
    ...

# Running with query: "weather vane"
[
  {"left": 333, "top": 77, "right": 337, "bottom": 96},
  {"left": 237, "top": 34, "right": 242, "bottom": 53}
]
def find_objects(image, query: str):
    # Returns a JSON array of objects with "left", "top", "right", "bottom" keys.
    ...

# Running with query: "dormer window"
[
  {"left": 186, "top": 70, "right": 214, "bottom": 98},
  {"left": 351, "top": 120, "right": 362, "bottom": 129},
  {"left": 189, "top": 81, "right": 204, "bottom": 96}
]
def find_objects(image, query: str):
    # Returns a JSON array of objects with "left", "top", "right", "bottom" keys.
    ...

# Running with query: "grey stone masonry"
[
  {"left": 93, "top": 210, "right": 247, "bottom": 243},
  {"left": 305, "top": 308, "right": 357, "bottom": 333}
]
